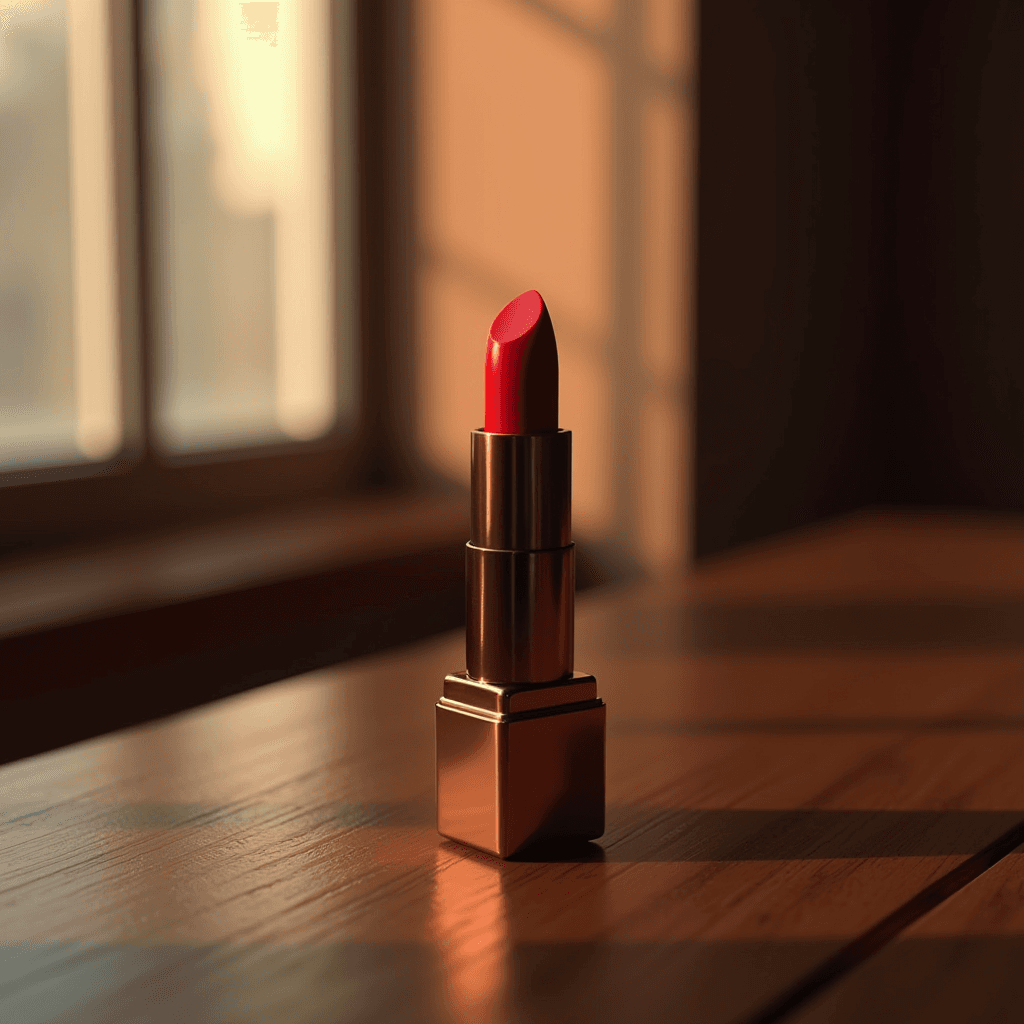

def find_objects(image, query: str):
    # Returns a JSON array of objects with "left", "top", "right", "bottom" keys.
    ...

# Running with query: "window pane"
[
  {"left": 0, "top": 0, "right": 121, "bottom": 471},
  {"left": 145, "top": 0, "right": 350, "bottom": 453}
]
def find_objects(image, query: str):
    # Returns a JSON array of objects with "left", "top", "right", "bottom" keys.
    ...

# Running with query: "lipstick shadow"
[{"left": 435, "top": 290, "right": 606, "bottom": 859}]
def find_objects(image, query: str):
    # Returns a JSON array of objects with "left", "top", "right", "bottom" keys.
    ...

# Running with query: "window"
[
  {"left": 145, "top": 0, "right": 352, "bottom": 452},
  {"left": 0, "top": 0, "right": 120, "bottom": 470},
  {"left": 0, "top": 1, "right": 367, "bottom": 553}
]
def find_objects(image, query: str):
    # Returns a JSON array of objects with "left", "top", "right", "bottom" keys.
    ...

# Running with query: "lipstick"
[{"left": 435, "top": 290, "right": 606, "bottom": 859}]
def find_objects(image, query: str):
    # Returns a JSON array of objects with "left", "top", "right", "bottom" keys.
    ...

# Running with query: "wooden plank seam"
[{"left": 740, "top": 815, "right": 1024, "bottom": 1024}]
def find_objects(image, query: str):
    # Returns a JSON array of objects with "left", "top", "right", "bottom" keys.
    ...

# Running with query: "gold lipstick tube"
[{"left": 436, "top": 429, "right": 606, "bottom": 858}]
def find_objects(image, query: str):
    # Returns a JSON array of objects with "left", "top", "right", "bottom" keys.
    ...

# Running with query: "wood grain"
[
  {"left": 687, "top": 510, "right": 1024, "bottom": 602},
  {"left": 2, "top": 513, "right": 1024, "bottom": 1023},
  {"left": 788, "top": 847, "right": 1024, "bottom": 1024}
]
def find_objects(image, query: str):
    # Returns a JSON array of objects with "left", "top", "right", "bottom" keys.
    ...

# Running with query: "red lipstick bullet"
[
  {"left": 435, "top": 291, "right": 606, "bottom": 859},
  {"left": 484, "top": 289, "right": 558, "bottom": 434}
]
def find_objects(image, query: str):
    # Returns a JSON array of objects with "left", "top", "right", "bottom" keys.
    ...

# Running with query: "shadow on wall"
[{"left": 414, "top": 0, "right": 695, "bottom": 579}]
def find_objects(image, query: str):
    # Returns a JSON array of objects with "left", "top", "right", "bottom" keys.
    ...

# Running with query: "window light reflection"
[{"left": 431, "top": 850, "right": 510, "bottom": 1024}]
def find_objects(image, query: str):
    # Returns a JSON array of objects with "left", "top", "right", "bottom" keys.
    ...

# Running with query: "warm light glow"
[
  {"left": 193, "top": 0, "right": 334, "bottom": 441},
  {"left": 417, "top": 0, "right": 696, "bottom": 570},
  {"left": 67, "top": 0, "right": 122, "bottom": 459},
  {"left": 639, "top": 89, "right": 691, "bottom": 572},
  {"left": 431, "top": 851, "right": 509, "bottom": 1023}
]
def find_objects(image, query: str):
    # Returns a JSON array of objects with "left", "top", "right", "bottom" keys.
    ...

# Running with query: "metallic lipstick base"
[{"left": 436, "top": 671, "right": 605, "bottom": 858}]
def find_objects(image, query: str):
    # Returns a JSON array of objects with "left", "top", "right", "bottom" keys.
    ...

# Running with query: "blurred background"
[
  {"left": 0, "top": 0, "right": 691, "bottom": 569},
  {"left": 415, "top": 0, "right": 691, "bottom": 575},
  {"left": 2, "top": 0, "right": 1023, "bottom": 760}
]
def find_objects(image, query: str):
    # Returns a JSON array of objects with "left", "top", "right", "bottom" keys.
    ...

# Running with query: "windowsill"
[
  {"left": 1, "top": 489, "right": 470, "bottom": 764},
  {"left": 0, "top": 489, "right": 469, "bottom": 641}
]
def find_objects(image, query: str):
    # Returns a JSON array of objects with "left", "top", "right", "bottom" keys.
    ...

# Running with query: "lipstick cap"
[{"left": 435, "top": 671, "right": 605, "bottom": 858}]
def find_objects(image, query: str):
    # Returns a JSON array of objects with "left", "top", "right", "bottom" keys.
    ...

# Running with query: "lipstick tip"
[
  {"left": 485, "top": 290, "right": 559, "bottom": 434},
  {"left": 489, "top": 289, "right": 545, "bottom": 347}
]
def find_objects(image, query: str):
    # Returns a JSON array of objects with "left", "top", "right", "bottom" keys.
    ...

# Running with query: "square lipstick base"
[{"left": 435, "top": 671, "right": 605, "bottom": 859}]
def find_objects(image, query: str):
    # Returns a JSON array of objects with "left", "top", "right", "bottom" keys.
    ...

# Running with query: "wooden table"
[{"left": 3, "top": 512, "right": 1024, "bottom": 1024}]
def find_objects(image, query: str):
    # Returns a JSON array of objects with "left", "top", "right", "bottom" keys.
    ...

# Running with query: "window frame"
[{"left": 0, "top": 0, "right": 415, "bottom": 555}]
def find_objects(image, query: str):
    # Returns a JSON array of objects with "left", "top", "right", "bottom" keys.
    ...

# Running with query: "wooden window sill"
[{"left": 0, "top": 490, "right": 470, "bottom": 764}]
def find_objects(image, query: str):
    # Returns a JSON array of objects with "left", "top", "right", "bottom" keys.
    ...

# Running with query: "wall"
[
  {"left": 696, "top": 0, "right": 1024, "bottom": 559},
  {"left": 415, "top": 0, "right": 696, "bottom": 576},
  {"left": 694, "top": 0, "right": 894, "bottom": 558},
  {"left": 890, "top": 0, "right": 1024, "bottom": 510}
]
